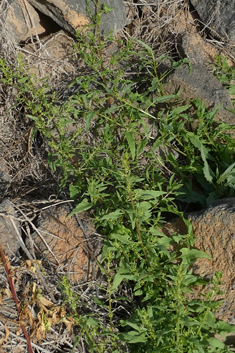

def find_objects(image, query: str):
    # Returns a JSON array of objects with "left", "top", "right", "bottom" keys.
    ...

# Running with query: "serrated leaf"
[
  {"left": 187, "top": 337, "right": 205, "bottom": 353},
  {"left": 180, "top": 248, "right": 211, "bottom": 265},
  {"left": 104, "top": 105, "right": 119, "bottom": 114},
  {"left": 86, "top": 317, "right": 99, "bottom": 327},
  {"left": 172, "top": 58, "right": 193, "bottom": 74},
  {"left": 110, "top": 233, "right": 132, "bottom": 244},
  {"left": 122, "top": 332, "right": 147, "bottom": 343},
  {"left": 216, "top": 320, "right": 235, "bottom": 333},
  {"left": 203, "top": 159, "right": 213, "bottom": 183},
  {"left": 69, "top": 184, "right": 79, "bottom": 199},
  {"left": 136, "top": 39, "right": 154, "bottom": 56},
  {"left": 137, "top": 139, "right": 148, "bottom": 156},
  {"left": 100, "top": 209, "right": 123, "bottom": 221},
  {"left": 26, "top": 114, "right": 39, "bottom": 122},
  {"left": 171, "top": 104, "right": 191, "bottom": 115},
  {"left": 228, "top": 85, "right": 235, "bottom": 95},
  {"left": 208, "top": 337, "right": 226, "bottom": 349},
  {"left": 136, "top": 189, "right": 166, "bottom": 200},
  {"left": 188, "top": 133, "right": 214, "bottom": 183},
  {"left": 18, "top": 76, "right": 30, "bottom": 83},
  {"left": 152, "top": 94, "right": 177, "bottom": 104},
  {"left": 126, "top": 132, "right": 135, "bottom": 160},
  {"left": 204, "top": 310, "right": 216, "bottom": 328},
  {"left": 69, "top": 199, "right": 92, "bottom": 215},
  {"left": 111, "top": 272, "right": 136, "bottom": 293},
  {"left": 85, "top": 111, "right": 96, "bottom": 131},
  {"left": 80, "top": 94, "right": 88, "bottom": 108},
  {"left": 217, "top": 162, "right": 235, "bottom": 184}
]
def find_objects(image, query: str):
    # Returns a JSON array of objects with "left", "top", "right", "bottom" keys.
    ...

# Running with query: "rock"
[
  {"left": 29, "top": 204, "right": 102, "bottom": 283},
  {"left": 190, "top": 0, "right": 235, "bottom": 41},
  {"left": 178, "top": 32, "right": 217, "bottom": 66},
  {"left": 24, "top": 30, "right": 75, "bottom": 77},
  {"left": 163, "top": 63, "right": 235, "bottom": 124},
  {"left": 27, "top": 0, "right": 127, "bottom": 37},
  {"left": 0, "top": 199, "right": 21, "bottom": 257},
  {"left": 161, "top": 198, "right": 235, "bottom": 325},
  {"left": 0, "top": 160, "right": 11, "bottom": 198},
  {"left": 1, "top": 0, "right": 45, "bottom": 43}
]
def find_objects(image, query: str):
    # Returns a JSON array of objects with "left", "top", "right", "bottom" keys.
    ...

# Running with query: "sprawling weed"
[{"left": 1, "top": 1, "right": 235, "bottom": 352}]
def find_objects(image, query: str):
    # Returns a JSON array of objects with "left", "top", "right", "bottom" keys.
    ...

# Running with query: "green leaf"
[
  {"left": 171, "top": 104, "right": 191, "bottom": 115},
  {"left": 18, "top": 76, "right": 30, "bottom": 83},
  {"left": 100, "top": 209, "right": 123, "bottom": 221},
  {"left": 26, "top": 114, "right": 39, "bottom": 122},
  {"left": 126, "top": 132, "right": 136, "bottom": 160},
  {"left": 216, "top": 320, "right": 235, "bottom": 333},
  {"left": 204, "top": 311, "right": 216, "bottom": 328},
  {"left": 137, "top": 139, "right": 148, "bottom": 156},
  {"left": 172, "top": 58, "right": 193, "bottom": 74},
  {"left": 152, "top": 94, "right": 177, "bottom": 104},
  {"left": 207, "top": 337, "right": 227, "bottom": 349},
  {"left": 136, "top": 39, "right": 154, "bottom": 57},
  {"left": 217, "top": 162, "right": 235, "bottom": 184},
  {"left": 85, "top": 111, "right": 96, "bottom": 131},
  {"left": 121, "top": 331, "right": 147, "bottom": 343},
  {"left": 188, "top": 133, "right": 214, "bottom": 183},
  {"left": 136, "top": 189, "right": 166, "bottom": 200},
  {"left": 86, "top": 317, "right": 99, "bottom": 327},
  {"left": 69, "top": 199, "right": 92, "bottom": 215},
  {"left": 180, "top": 248, "right": 211, "bottom": 265},
  {"left": 228, "top": 85, "right": 235, "bottom": 95},
  {"left": 104, "top": 105, "right": 119, "bottom": 114},
  {"left": 111, "top": 272, "right": 136, "bottom": 293},
  {"left": 187, "top": 337, "right": 205, "bottom": 353},
  {"left": 203, "top": 159, "right": 213, "bottom": 183},
  {"left": 69, "top": 184, "right": 79, "bottom": 199},
  {"left": 110, "top": 233, "right": 132, "bottom": 244}
]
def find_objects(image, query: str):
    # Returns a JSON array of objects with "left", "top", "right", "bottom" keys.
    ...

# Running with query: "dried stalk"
[{"left": 0, "top": 244, "right": 33, "bottom": 353}]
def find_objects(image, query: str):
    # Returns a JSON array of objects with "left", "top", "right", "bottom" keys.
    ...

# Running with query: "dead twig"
[{"left": 0, "top": 244, "right": 33, "bottom": 353}]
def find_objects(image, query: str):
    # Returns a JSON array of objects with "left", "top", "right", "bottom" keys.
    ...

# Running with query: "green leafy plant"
[
  {"left": 213, "top": 54, "right": 235, "bottom": 102},
  {"left": 1, "top": 1, "right": 235, "bottom": 352}
]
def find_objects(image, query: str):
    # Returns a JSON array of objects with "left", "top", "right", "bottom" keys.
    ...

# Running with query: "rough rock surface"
[
  {"left": 190, "top": 0, "right": 235, "bottom": 41},
  {"left": 164, "top": 63, "right": 235, "bottom": 124},
  {"left": 29, "top": 204, "right": 102, "bottom": 283},
  {"left": 178, "top": 32, "right": 217, "bottom": 66},
  {"left": 27, "top": 0, "right": 126, "bottom": 37},
  {"left": 0, "top": 199, "right": 21, "bottom": 257},
  {"left": 0, "top": 160, "right": 11, "bottom": 198},
  {"left": 24, "top": 30, "right": 75, "bottom": 78},
  {"left": 161, "top": 198, "right": 235, "bottom": 325},
  {"left": 1, "top": 0, "right": 45, "bottom": 43}
]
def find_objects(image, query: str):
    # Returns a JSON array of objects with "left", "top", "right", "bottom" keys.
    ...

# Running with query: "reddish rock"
[
  {"left": 30, "top": 204, "right": 102, "bottom": 283},
  {"left": 179, "top": 32, "right": 218, "bottom": 66},
  {"left": 2, "top": 0, "right": 45, "bottom": 43},
  {"left": 162, "top": 198, "right": 235, "bottom": 324},
  {"left": 27, "top": 0, "right": 126, "bottom": 37}
]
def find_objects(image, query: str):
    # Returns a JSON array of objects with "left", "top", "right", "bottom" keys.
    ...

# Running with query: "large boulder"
[
  {"left": 27, "top": 0, "right": 127, "bottom": 36},
  {"left": 190, "top": 0, "right": 235, "bottom": 41},
  {"left": 161, "top": 198, "right": 235, "bottom": 325},
  {"left": 0, "top": 0, "right": 45, "bottom": 43},
  {"left": 163, "top": 63, "right": 235, "bottom": 124},
  {"left": 178, "top": 32, "right": 218, "bottom": 66},
  {"left": 28, "top": 204, "right": 102, "bottom": 283}
]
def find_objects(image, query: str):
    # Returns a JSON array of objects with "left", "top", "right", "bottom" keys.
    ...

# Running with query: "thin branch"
[{"left": 0, "top": 244, "right": 33, "bottom": 353}]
